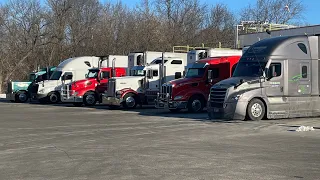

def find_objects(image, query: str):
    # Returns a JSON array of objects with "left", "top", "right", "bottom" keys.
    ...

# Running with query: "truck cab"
[
  {"left": 102, "top": 53, "right": 188, "bottom": 109},
  {"left": 61, "top": 67, "right": 126, "bottom": 106},
  {"left": 155, "top": 56, "right": 241, "bottom": 113},
  {"left": 207, "top": 35, "right": 320, "bottom": 121},
  {"left": 6, "top": 66, "right": 56, "bottom": 103}
]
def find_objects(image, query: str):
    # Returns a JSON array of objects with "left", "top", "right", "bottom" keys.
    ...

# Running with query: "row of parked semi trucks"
[{"left": 6, "top": 35, "right": 320, "bottom": 121}]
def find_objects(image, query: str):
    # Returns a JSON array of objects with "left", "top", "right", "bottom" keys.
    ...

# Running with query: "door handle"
[{"left": 280, "top": 86, "right": 283, "bottom": 92}]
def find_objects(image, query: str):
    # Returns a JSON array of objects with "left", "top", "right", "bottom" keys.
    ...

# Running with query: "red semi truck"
[
  {"left": 155, "top": 56, "right": 241, "bottom": 113},
  {"left": 61, "top": 60, "right": 127, "bottom": 107}
]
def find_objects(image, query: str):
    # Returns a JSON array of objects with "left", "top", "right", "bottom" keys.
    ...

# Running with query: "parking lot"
[{"left": 0, "top": 100, "right": 319, "bottom": 180}]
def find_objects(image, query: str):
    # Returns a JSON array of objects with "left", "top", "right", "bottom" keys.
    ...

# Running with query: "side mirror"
[
  {"left": 207, "top": 70, "right": 213, "bottom": 83},
  {"left": 266, "top": 66, "right": 275, "bottom": 80},
  {"left": 85, "top": 74, "right": 88, "bottom": 78},
  {"left": 147, "top": 69, "right": 153, "bottom": 79}
]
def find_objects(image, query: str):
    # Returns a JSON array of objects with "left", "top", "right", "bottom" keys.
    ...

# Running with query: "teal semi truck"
[{"left": 6, "top": 66, "right": 56, "bottom": 103}]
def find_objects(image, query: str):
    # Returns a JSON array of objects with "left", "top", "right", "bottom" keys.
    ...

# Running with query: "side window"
[
  {"left": 211, "top": 68, "right": 219, "bottom": 79},
  {"left": 270, "top": 63, "right": 281, "bottom": 77},
  {"left": 101, "top": 71, "right": 110, "bottom": 79},
  {"left": 297, "top": 43, "right": 307, "bottom": 54},
  {"left": 153, "top": 70, "right": 158, "bottom": 76},
  {"left": 175, "top": 72, "right": 182, "bottom": 79},
  {"left": 302, "top": 66, "right": 308, "bottom": 78},
  {"left": 171, "top": 60, "right": 182, "bottom": 64}
]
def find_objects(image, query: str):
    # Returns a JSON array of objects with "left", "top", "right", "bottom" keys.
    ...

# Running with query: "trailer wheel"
[
  {"left": 15, "top": 91, "right": 28, "bottom": 103},
  {"left": 122, "top": 93, "right": 138, "bottom": 109},
  {"left": 48, "top": 92, "right": 60, "bottom": 104},
  {"left": 73, "top": 102, "right": 83, "bottom": 107},
  {"left": 83, "top": 92, "right": 97, "bottom": 106},
  {"left": 246, "top": 98, "right": 265, "bottom": 121},
  {"left": 187, "top": 95, "right": 204, "bottom": 113}
]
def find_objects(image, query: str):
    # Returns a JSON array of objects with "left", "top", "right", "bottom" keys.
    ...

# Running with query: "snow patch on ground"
[
  {"left": 296, "top": 126, "right": 315, "bottom": 132},
  {"left": 0, "top": 94, "right": 6, "bottom": 99}
]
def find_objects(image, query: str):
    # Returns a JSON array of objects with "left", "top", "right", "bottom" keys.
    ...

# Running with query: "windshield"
[
  {"left": 131, "top": 69, "right": 145, "bottom": 76},
  {"left": 152, "top": 59, "right": 168, "bottom": 64},
  {"left": 232, "top": 61, "right": 267, "bottom": 77},
  {"left": 185, "top": 68, "right": 206, "bottom": 78},
  {"left": 50, "top": 71, "right": 62, "bottom": 80},
  {"left": 87, "top": 70, "right": 99, "bottom": 78}
]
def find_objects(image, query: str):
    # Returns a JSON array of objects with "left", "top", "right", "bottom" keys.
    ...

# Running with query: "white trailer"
[
  {"left": 35, "top": 55, "right": 128, "bottom": 104},
  {"left": 128, "top": 51, "right": 164, "bottom": 70}
]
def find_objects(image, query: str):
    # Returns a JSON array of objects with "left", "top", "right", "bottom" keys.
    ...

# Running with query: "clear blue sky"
[{"left": 1, "top": 0, "right": 319, "bottom": 25}]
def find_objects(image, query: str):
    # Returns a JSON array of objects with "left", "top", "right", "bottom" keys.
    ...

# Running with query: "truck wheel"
[
  {"left": 48, "top": 92, "right": 60, "bottom": 104},
  {"left": 187, "top": 95, "right": 204, "bottom": 113},
  {"left": 122, "top": 93, "right": 138, "bottom": 109},
  {"left": 169, "top": 109, "right": 181, "bottom": 112},
  {"left": 246, "top": 98, "right": 265, "bottom": 121},
  {"left": 15, "top": 91, "right": 28, "bottom": 103},
  {"left": 83, "top": 92, "right": 97, "bottom": 106},
  {"left": 73, "top": 102, "right": 83, "bottom": 107}
]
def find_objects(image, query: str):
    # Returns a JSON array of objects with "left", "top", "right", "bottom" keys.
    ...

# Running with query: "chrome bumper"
[
  {"left": 61, "top": 95, "right": 83, "bottom": 103},
  {"left": 207, "top": 101, "right": 247, "bottom": 120},
  {"left": 155, "top": 93, "right": 187, "bottom": 109},
  {"left": 102, "top": 96, "right": 123, "bottom": 106},
  {"left": 6, "top": 93, "right": 14, "bottom": 101}
]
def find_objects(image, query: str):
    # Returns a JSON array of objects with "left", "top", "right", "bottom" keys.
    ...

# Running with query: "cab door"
[
  {"left": 265, "top": 60, "right": 287, "bottom": 117},
  {"left": 96, "top": 70, "right": 110, "bottom": 94}
]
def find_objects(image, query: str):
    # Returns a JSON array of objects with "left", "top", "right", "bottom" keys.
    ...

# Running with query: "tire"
[
  {"left": 73, "top": 102, "right": 83, "bottom": 107},
  {"left": 246, "top": 98, "right": 266, "bottom": 121},
  {"left": 15, "top": 91, "right": 28, "bottom": 103},
  {"left": 122, "top": 93, "right": 138, "bottom": 109},
  {"left": 48, "top": 92, "right": 60, "bottom": 104},
  {"left": 187, "top": 95, "right": 204, "bottom": 113},
  {"left": 83, "top": 92, "right": 97, "bottom": 106},
  {"left": 169, "top": 109, "right": 181, "bottom": 113}
]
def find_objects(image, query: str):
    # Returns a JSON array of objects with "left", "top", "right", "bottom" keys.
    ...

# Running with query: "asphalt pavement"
[{"left": 0, "top": 100, "right": 319, "bottom": 180}]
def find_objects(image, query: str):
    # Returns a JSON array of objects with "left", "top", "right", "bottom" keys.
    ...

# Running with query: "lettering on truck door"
[{"left": 265, "top": 60, "right": 287, "bottom": 117}]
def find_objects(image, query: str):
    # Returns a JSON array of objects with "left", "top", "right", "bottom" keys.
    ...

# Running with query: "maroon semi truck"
[{"left": 155, "top": 56, "right": 241, "bottom": 113}]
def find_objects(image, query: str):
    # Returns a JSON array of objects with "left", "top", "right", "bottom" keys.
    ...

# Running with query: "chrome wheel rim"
[
  {"left": 19, "top": 93, "right": 27, "bottom": 102},
  {"left": 126, "top": 96, "right": 136, "bottom": 108},
  {"left": 251, "top": 103, "right": 262, "bottom": 118},
  {"left": 86, "top": 94, "right": 96, "bottom": 105},
  {"left": 192, "top": 99, "right": 202, "bottom": 112}
]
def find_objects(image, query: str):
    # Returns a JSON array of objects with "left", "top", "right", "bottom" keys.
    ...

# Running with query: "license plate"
[{"left": 213, "top": 108, "right": 219, "bottom": 112}]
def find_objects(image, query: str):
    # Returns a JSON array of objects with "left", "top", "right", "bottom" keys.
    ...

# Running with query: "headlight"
[
  {"left": 174, "top": 95, "right": 183, "bottom": 100},
  {"left": 231, "top": 94, "right": 243, "bottom": 101}
]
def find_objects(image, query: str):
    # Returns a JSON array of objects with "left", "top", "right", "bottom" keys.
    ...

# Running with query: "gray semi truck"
[{"left": 207, "top": 35, "right": 320, "bottom": 120}]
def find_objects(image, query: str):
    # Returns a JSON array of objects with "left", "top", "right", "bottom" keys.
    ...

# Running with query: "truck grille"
[
  {"left": 210, "top": 87, "right": 227, "bottom": 108},
  {"left": 7, "top": 81, "right": 12, "bottom": 93},
  {"left": 107, "top": 79, "right": 116, "bottom": 97},
  {"left": 160, "top": 84, "right": 172, "bottom": 99}
]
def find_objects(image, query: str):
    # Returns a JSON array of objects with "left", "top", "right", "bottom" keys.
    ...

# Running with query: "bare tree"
[{"left": 240, "top": 0, "right": 305, "bottom": 24}]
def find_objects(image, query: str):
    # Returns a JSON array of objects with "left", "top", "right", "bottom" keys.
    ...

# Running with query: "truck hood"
[
  {"left": 113, "top": 76, "right": 144, "bottom": 93},
  {"left": 36, "top": 80, "right": 61, "bottom": 93},
  {"left": 214, "top": 76, "right": 261, "bottom": 89},
  {"left": 167, "top": 77, "right": 203, "bottom": 86}
]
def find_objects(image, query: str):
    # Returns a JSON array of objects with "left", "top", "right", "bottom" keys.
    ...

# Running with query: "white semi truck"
[
  {"left": 102, "top": 52, "right": 189, "bottom": 109},
  {"left": 35, "top": 55, "right": 128, "bottom": 104}
]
